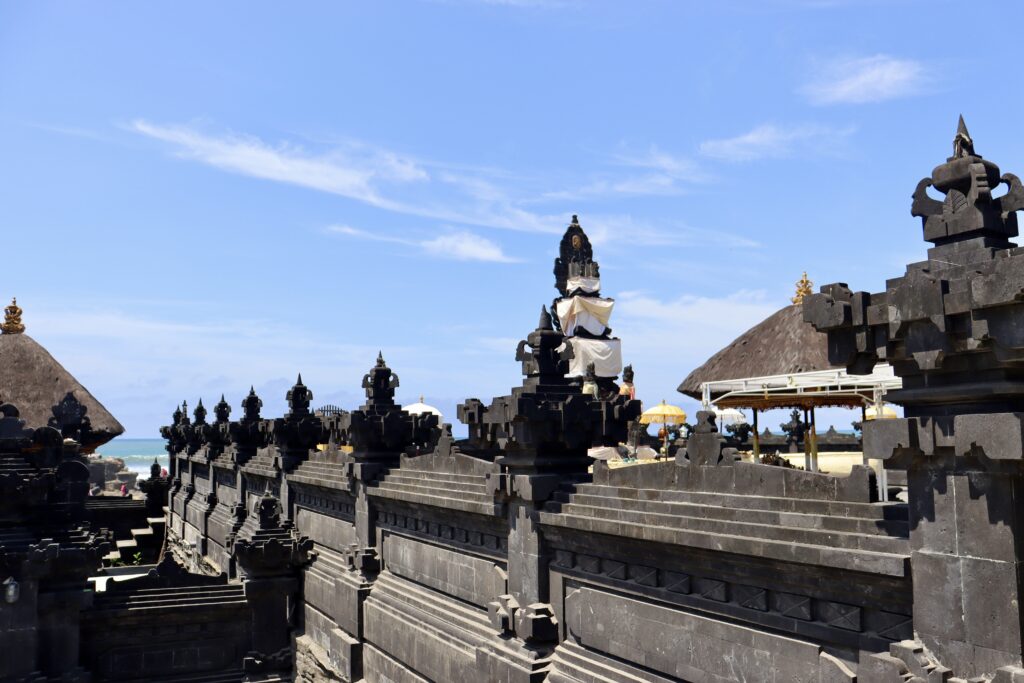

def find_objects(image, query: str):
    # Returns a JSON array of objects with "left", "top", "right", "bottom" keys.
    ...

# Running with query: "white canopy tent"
[{"left": 698, "top": 363, "right": 902, "bottom": 478}]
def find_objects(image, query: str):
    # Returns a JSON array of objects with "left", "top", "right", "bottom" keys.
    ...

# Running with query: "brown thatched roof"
[
  {"left": 677, "top": 304, "right": 837, "bottom": 400},
  {"left": 0, "top": 332, "right": 124, "bottom": 449}
]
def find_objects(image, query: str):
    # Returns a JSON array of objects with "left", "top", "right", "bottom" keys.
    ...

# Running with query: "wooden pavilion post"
[
  {"left": 751, "top": 408, "right": 760, "bottom": 459},
  {"left": 809, "top": 406, "right": 819, "bottom": 472},
  {"left": 802, "top": 407, "right": 811, "bottom": 471}
]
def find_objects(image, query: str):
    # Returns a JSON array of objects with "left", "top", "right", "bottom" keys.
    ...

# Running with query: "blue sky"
[{"left": 2, "top": 0, "right": 1021, "bottom": 438}]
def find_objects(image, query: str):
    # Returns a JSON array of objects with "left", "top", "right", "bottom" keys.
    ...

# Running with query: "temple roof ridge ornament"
[
  {"left": 2, "top": 297, "right": 25, "bottom": 335},
  {"left": 791, "top": 272, "right": 813, "bottom": 305}
]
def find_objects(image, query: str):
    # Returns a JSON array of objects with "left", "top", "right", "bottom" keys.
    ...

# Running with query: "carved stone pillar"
[{"left": 806, "top": 119, "right": 1024, "bottom": 680}]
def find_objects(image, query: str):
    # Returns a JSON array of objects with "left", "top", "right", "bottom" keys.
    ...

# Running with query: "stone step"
[
  {"left": 105, "top": 584, "right": 239, "bottom": 597},
  {"left": 550, "top": 492, "right": 907, "bottom": 537},
  {"left": 387, "top": 470, "right": 487, "bottom": 486},
  {"left": 120, "top": 670, "right": 244, "bottom": 683},
  {"left": 371, "top": 478, "right": 490, "bottom": 499},
  {"left": 536, "top": 509, "right": 908, "bottom": 577},
  {"left": 381, "top": 473, "right": 489, "bottom": 492},
  {"left": 561, "top": 484, "right": 908, "bottom": 521},
  {"left": 368, "top": 482, "right": 497, "bottom": 515},
  {"left": 551, "top": 501, "right": 905, "bottom": 554},
  {"left": 370, "top": 571, "right": 494, "bottom": 640}
]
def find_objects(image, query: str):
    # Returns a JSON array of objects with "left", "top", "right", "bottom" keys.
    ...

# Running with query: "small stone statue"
[
  {"left": 619, "top": 364, "right": 635, "bottom": 400},
  {"left": 581, "top": 362, "right": 599, "bottom": 398}
]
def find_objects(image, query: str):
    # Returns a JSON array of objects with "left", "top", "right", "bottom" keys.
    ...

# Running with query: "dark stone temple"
[{"left": 5, "top": 120, "right": 1024, "bottom": 682}]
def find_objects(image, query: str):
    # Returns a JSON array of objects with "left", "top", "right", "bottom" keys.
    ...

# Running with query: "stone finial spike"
[
  {"left": 296, "top": 373, "right": 303, "bottom": 385},
  {"left": 1, "top": 298, "right": 25, "bottom": 335},
  {"left": 220, "top": 393, "right": 226, "bottom": 402},
  {"left": 197, "top": 398, "right": 204, "bottom": 408},
  {"left": 954, "top": 114, "right": 974, "bottom": 158},
  {"left": 249, "top": 385, "right": 255, "bottom": 394},
  {"left": 376, "top": 351, "right": 386, "bottom": 367},
  {"left": 538, "top": 305, "right": 553, "bottom": 331}
]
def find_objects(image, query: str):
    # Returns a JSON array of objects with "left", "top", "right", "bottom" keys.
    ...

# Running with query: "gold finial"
[
  {"left": 2, "top": 298, "right": 25, "bottom": 335},
  {"left": 791, "top": 272, "right": 813, "bottom": 305}
]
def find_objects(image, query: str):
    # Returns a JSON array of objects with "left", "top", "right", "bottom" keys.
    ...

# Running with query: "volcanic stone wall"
[{"left": 165, "top": 406, "right": 928, "bottom": 683}]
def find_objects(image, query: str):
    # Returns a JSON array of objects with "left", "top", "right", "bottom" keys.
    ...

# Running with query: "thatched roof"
[
  {"left": 677, "top": 304, "right": 837, "bottom": 401},
  {"left": 0, "top": 332, "right": 124, "bottom": 449}
]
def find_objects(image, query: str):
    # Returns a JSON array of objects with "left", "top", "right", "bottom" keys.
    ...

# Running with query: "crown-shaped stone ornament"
[
  {"left": 285, "top": 374, "right": 312, "bottom": 419},
  {"left": 241, "top": 386, "right": 263, "bottom": 423},
  {"left": 361, "top": 353, "right": 399, "bottom": 408},
  {"left": 193, "top": 399, "right": 207, "bottom": 425},
  {"left": 214, "top": 394, "right": 231, "bottom": 423}
]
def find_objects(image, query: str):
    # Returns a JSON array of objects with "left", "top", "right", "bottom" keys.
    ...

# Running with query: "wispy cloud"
[
  {"left": 325, "top": 224, "right": 519, "bottom": 263},
  {"left": 130, "top": 120, "right": 423, "bottom": 207},
  {"left": 699, "top": 123, "right": 855, "bottom": 162},
  {"left": 543, "top": 146, "right": 706, "bottom": 201},
  {"left": 800, "top": 55, "right": 929, "bottom": 105},
  {"left": 130, "top": 120, "right": 759, "bottom": 250},
  {"left": 130, "top": 119, "right": 571, "bottom": 236}
]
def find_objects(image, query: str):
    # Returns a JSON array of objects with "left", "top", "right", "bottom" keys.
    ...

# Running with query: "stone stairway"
[
  {"left": 288, "top": 449, "right": 351, "bottom": 488},
  {"left": 93, "top": 583, "right": 247, "bottom": 613},
  {"left": 369, "top": 469, "right": 497, "bottom": 515},
  {"left": 539, "top": 483, "right": 911, "bottom": 577},
  {"left": 107, "top": 515, "right": 167, "bottom": 565}
]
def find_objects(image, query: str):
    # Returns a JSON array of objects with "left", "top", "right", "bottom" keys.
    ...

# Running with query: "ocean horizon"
[{"left": 95, "top": 437, "right": 168, "bottom": 476}]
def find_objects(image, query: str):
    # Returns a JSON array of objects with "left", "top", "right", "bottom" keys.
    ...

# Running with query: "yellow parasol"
[
  {"left": 639, "top": 400, "right": 688, "bottom": 455},
  {"left": 865, "top": 404, "right": 898, "bottom": 420}
]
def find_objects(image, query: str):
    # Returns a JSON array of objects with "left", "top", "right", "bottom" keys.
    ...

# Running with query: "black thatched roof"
[
  {"left": 677, "top": 304, "right": 838, "bottom": 400},
  {"left": 0, "top": 332, "right": 124, "bottom": 450}
]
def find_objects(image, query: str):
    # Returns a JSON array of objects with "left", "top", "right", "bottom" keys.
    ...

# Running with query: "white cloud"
[
  {"left": 325, "top": 225, "right": 518, "bottom": 263},
  {"left": 421, "top": 231, "right": 518, "bottom": 263},
  {"left": 130, "top": 120, "right": 571, "bottom": 236},
  {"left": 800, "top": 55, "right": 928, "bottom": 105},
  {"left": 130, "top": 121, "right": 757, "bottom": 250},
  {"left": 699, "top": 123, "right": 855, "bottom": 162},
  {"left": 544, "top": 146, "right": 706, "bottom": 201},
  {"left": 131, "top": 120, "right": 405, "bottom": 205}
]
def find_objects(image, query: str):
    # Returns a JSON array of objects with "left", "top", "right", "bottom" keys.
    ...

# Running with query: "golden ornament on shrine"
[
  {"left": 791, "top": 272, "right": 813, "bottom": 305},
  {"left": 2, "top": 297, "right": 25, "bottom": 335}
]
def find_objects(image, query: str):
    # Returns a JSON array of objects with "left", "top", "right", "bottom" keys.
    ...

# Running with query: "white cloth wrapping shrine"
[
  {"left": 555, "top": 296, "right": 615, "bottom": 336},
  {"left": 566, "top": 276, "right": 601, "bottom": 294},
  {"left": 560, "top": 337, "right": 622, "bottom": 377}
]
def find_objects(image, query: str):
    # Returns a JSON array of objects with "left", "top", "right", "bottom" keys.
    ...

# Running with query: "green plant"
[{"left": 131, "top": 552, "right": 143, "bottom": 566}]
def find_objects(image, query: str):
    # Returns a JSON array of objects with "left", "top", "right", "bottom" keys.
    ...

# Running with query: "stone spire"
[
  {"left": 2, "top": 298, "right": 25, "bottom": 335},
  {"left": 953, "top": 113, "right": 974, "bottom": 158},
  {"left": 791, "top": 272, "right": 813, "bottom": 305}
]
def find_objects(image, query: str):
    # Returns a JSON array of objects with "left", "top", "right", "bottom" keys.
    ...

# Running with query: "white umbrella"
[
  {"left": 405, "top": 395, "right": 443, "bottom": 419},
  {"left": 714, "top": 407, "right": 747, "bottom": 427}
]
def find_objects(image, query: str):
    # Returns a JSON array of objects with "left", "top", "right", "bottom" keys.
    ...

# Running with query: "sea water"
[{"left": 94, "top": 438, "right": 168, "bottom": 477}]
